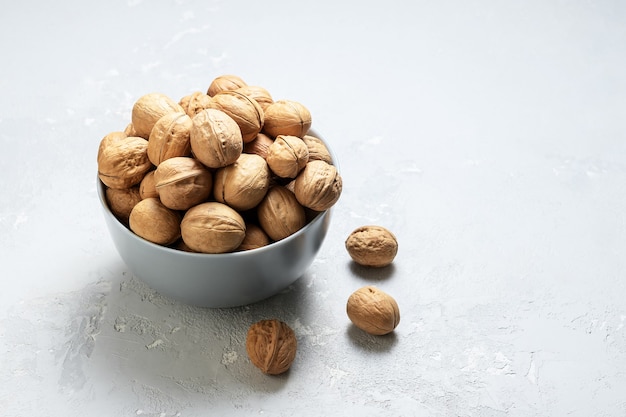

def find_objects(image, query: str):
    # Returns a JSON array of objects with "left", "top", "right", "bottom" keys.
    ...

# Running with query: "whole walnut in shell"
[
  {"left": 213, "top": 153, "right": 270, "bottom": 211},
  {"left": 246, "top": 319, "right": 297, "bottom": 375},
  {"left": 263, "top": 100, "right": 311, "bottom": 138},
  {"left": 148, "top": 112, "right": 192, "bottom": 165},
  {"left": 294, "top": 160, "right": 342, "bottom": 212},
  {"left": 123, "top": 123, "right": 137, "bottom": 137},
  {"left": 346, "top": 286, "right": 400, "bottom": 335},
  {"left": 180, "top": 202, "right": 246, "bottom": 253},
  {"left": 209, "top": 90, "right": 264, "bottom": 143},
  {"left": 97, "top": 132, "right": 152, "bottom": 189},
  {"left": 243, "top": 133, "right": 274, "bottom": 159},
  {"left": 237, "top": 223, "right": 270, "bottom": 251},
  {"left": 345, "top": 225, "right": 398, "bottom": 267},
  {"left": 257, "top": 186, "right": 306, "bottom": 241},
  {"left": 131, "top": 92, "right": 184, "bottom": 139},
  {"left": 207, "top": 74, "right": 247, "bottom": 97},
  {"left": 106, "top": 186, "right": 142, "bottom": 224},
  {"left": 139, "top": 170, "right": 158, "bottom": 199},
  {"left": 302, "top": 135, "right": 333, "bottom": 164},
  {"left": 236, "top": 85, "right": 274, "bottom": 111},
  {"left": 179, "top": 91, "right": 213, "bottom": 118},
  {"left": 154, "top": 157, "right": 213, "bottom": 211},
  {"left": 266, "top": 135, "right": 309, "bottom": 179},
  {"left": 129, "top": 198, "right": 181, "bottom": 245},
  {"left": 190, "top": 108, "right": 243, "bottom": 168}
]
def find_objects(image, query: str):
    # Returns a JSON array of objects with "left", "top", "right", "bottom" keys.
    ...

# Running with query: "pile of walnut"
[{"left": 98, "top": 74, "right": 343, "bottom": 254}]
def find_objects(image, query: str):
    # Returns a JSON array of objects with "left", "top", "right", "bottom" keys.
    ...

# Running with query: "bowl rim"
[{"left": 97, "top": 129, "right": 337, "bottom": 259}]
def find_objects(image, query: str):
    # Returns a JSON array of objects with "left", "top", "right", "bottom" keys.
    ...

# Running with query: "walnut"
[
  {"left": 243, "top": 133, "right": 274, "bottom": 159},
  {"left": 246, "top": 319, "right": 297, "bottom": 375},
  {"left": 213, "top": 153, "right": 270, "bottom": 211},
  {"left": 236, "top": 85, "right": 274, "bottom": 111},
  {"left": 345, "top": 225, "right": 398, "bottom": 267},
  {"left": 154, "top": 157, "right": 213, "bottom": 210},
  {"left": 263, "top": 100, "right": 311, "bottom": 138},
  {"left": 207, "top": 74, "right": 247, "bottom": 97},
  {"left": 302, "top": 135, "right": 333, "bottom": 165},
  {"left": 293, "top": 160, "right": 342, "bottom": 212},
  {"left": 131, "top": 93, "right": 184, "bottom": 139},
  {"left": 190, "top": 108, "right": 243, "bottom": 168},
  {"left": 129, "top": 198, "right": 181, "bottom": 245},
  {"left": 139, "top": 170, "right": 158, "bottom": 199},
  {"left": 209, "top": 90, "right": 264, "bottom": 143},
  {"left": 266, "top": 135, "right": 309, "bottom": 179},
  {"left": 237, "top": 223, "right": 270, "bottom": 251},
  {"left": 123, "top": 123, "right": 137, "bottom": 137},
  {"left": 97, "top": 132, "right": 152, "bottom": 189},
  {"left": 180, "top": 202, "right": 246, "bottom": 253},
  {"left": 105, "top": 186, "right": 142, "bottom": 225},
  {"left": 179, "top": 91, "right": 213, "bottom": 118},
  {"left": 257, "top": 186, "right": 306, "bottom": 241},
  {"left": 147, "top": 112, "right": 192, "bottom": 165},
  {"left": 173, "top": 239, "right": 197, "bottom": 253},
  {"left": 346, "top": 286, "right": 400, "bottom": 335}
]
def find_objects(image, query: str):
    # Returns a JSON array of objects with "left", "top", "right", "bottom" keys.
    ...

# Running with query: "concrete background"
[{"left": 1, "top": 0, "right": 625, "bottom": 415}]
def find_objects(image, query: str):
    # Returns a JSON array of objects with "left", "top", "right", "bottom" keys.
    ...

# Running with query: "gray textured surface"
[{"left": 1, "top": 1, "right": 626, "bottom": 416}]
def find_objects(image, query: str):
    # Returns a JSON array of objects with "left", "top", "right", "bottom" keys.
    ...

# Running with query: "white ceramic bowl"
[{"left": 98, "top": 133, "right": 335, "bottom": 308}]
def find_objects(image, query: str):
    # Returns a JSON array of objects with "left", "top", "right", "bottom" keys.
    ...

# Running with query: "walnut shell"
[
  {"left": 235, "top": 85, "right": 274, "bottom": 111},
  {"left": 345, "top": 225, "right": 398, "bottom": 267},
  {"left": 209, "top": 90, "right": 264, "bottom": 143},
  {"left": 190, "top": 109, "right": 243, "bottom": 168},
  {"left": 246, "top": 319, "right": 297, "bottom": 375},
  {"left": 266, "top": 135, "right": 309, "bottom": 179},
  {"left": 207, "top": 74, "right": 247, "bottom": 97},
  {"left": 123, "top": 123, "right": 138, "bottom": 137},
  {"left": 105, "top": 186, "right": 142, "bottom": 224},
  {"left": 302, "top": 135, "right": 333, "bottom": 165},
  {"left": 180, "top": 202, "right": 246, "bottom": 253},
  {"left": 147, "top": 112, "right": 192, "bottom": 165},
  {"left": 179, "top": 91, "right": 213, "bottom": 118},
  {"left": 154, "top": 157, "right": 213, "bottom": 210},
  {"left": 243, "top": 133, "right": 274, "bottom": 159},
  {"left": 237, "top": 223, "right": 271, "bottom": 251},
  {"left": 214, "top": 153, "right": 270, "bottom": 211},
  {"left": 257, "top": 186, "right": 306, "bottom": 241},
  {"left": 139, "top": 170, "right": 158, "bottom": 199},
  {"left": 129, "top": 198, "right": 182, "bottom": 245},
  {"left": 263, "top": 100, "right": 311, "bottom": 138},
  {"left": 97, "top": 132, "right": 152, "bottom": 189},
  {"left": 346, "top": 286, "right": 400, "bottom": 336},
  {"left": 131, "top": 93, "right": 184, "bottom": 139},
  {"left": 293, "top": 160, "right": 342, "bottom": 212}
]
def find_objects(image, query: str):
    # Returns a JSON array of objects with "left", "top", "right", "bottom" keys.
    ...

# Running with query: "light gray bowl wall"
[{"left": 98, "top": 180, "right": 331, "bottom": 308}]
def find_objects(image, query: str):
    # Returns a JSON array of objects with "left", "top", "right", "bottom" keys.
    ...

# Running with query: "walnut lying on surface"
[
  {"left": 246, "top": 319, "right": 297, "bottom": 375},
  {"left": 347, "top": 286, "right": 400, "bottom": 336},
  {"left": 345, "top": 225, "right": 398, "bottom": 267}
]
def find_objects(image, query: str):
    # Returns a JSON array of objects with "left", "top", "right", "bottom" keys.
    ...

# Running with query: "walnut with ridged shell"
[
  {"left": 294, "top": 160, "right": 342, "bottom": 212},
  {"left": 346, "top": 286, "right": 400, "bottom": 335},
  {"left": 180, "top": 202, "right": 246, "bottom": 254},
  {"left": 257, "top": 186, "right": 306, "bottom": 241},
  {"left": 97, "top": 132, "right": 152, "bottom": 190},
  {"left": 263, "top": 100, "right": 311, "bottom": 138},
  {"left": 266, "top": 135, "right": 309, "bottom": 179},
  {"left": 131, "top": 92, "right": 184, "bottom": 139},
  {"left": 246, "top": 319, "right": 297, "bottom": 375},
  {"left": 129, "top": 198, "right": 182, "bottom": 245},
  {"left": 154, "top": 157, "right": 212, "bottom": 211}
]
